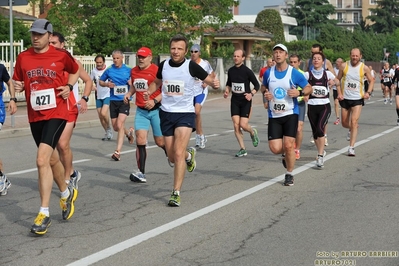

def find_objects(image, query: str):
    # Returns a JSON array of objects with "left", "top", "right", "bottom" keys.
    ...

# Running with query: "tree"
[
  {"left": 254, "top": 9, "right": 285, "bottom": 44},
  {"left": 367, "top": 0, "right": 399, "bottom": 34},
  {"left": 289, "top": 0, "right": 335, "bottom": 40},
  {"left": 44, "top": 0, "right": 237, "bottom": 55},
  {"left": 0, "top": 15, "right": 31, "bottom": 49}
]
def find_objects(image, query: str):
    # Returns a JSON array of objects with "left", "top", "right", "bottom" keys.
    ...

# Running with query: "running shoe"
[
  {"left": 390, "top": 99, "right": 393, "bottom": 105},
  {"left": 294, "top": 149, "right": 300, "bottom": 160},
  {"left": 0, "top": 174, "right": 6, "bottom": 194},
  {"left": 70, "top": 170, "right": 81, "bottom": 190},
  {"left": 283, "top": 174, "right": 294, "bottom": 186},
  {"left": 127, "top": 127, "right": 134, "bottom": 144},
  {"left": 310, "top": 136, "right": 315, "bottom": 144},
  {"left": 235, "top": 148, "right": 247, "bottom": 157},
  {"left": 334, "top": 117, "right": 340, "bottom": 125},
  {"left": 186, "top": 147, "right": 196, "bottom": 172},
  {"left": 106, "top": 128, "right": 113, "bottom": 140},
  {"left": 195, "top": 135, "right": 200, "bottom": 148},
  {"left": 112, "top": 150, "right": 120, "bottom": 161},
  {"left": 168, "top": 190, "right": 180, "bottom": 207},
  {"left": 384, "top": 99, "right": 387, "bottom": 104},
  {"left": 281, "top": 154, "right": 287, "bottom": 169},
  {"left": 101, "top": 132, "right": 108, "bottom": 141},
  {"left": 199, "top": 135, "right": 206, "bottom": 149},
  {"left": 130, "top": 171, "right": 147, "bottom": 183},
  {"left": 251, "top": 128, "right": 259, "bottom": 147},
  {"left": 60, "top": 185, "right": 78, "bottom": 220},
  {"left": 0, "top": 176, "right": 11, "bottom": 196},
  {"left": 348, "top": 147, "right": 355, "bottom": 156},
  {"left": 167, "top": 157, "right": 174, "bottom": 167},
  {"left": 324, "top": 136, "right": 329, "bottom": 146},
  {"left": 397, "top": 118, "right": 399, "bottom": 126},
  {"left": 316, "top": 155, "right": 324, "bottom": 168},
  {"left": 30, "top": 212, "right": 51, "bottom": 235},
  {"left": 346, "top": 131, "right": 351, "bottom": 141}
]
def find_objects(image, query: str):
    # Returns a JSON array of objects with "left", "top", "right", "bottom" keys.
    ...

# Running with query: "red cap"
[{"left": 137, "top": 47, "right": 152, "bottom": 57}]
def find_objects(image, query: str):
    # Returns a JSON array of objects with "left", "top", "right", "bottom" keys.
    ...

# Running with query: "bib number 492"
[{"left": 274, "top": 103, "right": 285, "bottom": 111}]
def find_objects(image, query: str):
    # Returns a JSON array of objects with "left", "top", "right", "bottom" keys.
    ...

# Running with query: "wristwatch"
[
  {"left": 66, "top": 84, "right": 73, "bottom": 91},
  {"left": 153, "top": 98, "right": 158, "bottom": 104},
  {"left": 82, "top": 96, "right": 89, "bottom": 102},
  {"left": 9, "top": 97, "right": 17, "bottom": 103}
]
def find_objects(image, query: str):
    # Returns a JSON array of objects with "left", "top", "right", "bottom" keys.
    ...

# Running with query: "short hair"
[
  {"left": 312, "top": 51, "right": 325, "bottom": 61},
  {"left": 289, "top": 54, "right": 301, "bottom": 61},
  {"left": 311, "top": 43, "right": 323, "bottom": 52},
  {"left": 169, "top": 34, "right": 188, "bottom": 51},
  {"left": 94, "top": 54, "right": 105, "bottom": 62},
  {"left": 112, "top": 50, "right": 124, "bottom": 56},
  {"left": 52, "top": 31, "right": 65, "bottom": 43},
  {"left": 235, "top": 49, "right": 246, "bottom": 58}
]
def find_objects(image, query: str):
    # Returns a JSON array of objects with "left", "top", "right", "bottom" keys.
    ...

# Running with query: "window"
[
  {"left": 370, "top": 0, "right": 377, "bottom": 4},
  {"left": 337, "top": 12, "right": 343, "bottom": 22},
  {"left": 337, "top": 0, "right": 342, "bottom": 8},
  {"left": 354, "top": 0, "right": 362, "bottom": 7},
  {"left": 354, "top": 12, "right": 359, "bottom": 23}
]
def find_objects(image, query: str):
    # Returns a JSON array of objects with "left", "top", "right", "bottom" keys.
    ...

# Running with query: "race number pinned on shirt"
[
  {"left": 231, "top": 82, "right": 245, "bottom": 94},
  {"left": 270, "top": 87, "right": 288, "bottom": 113},
  {"left": 344, "top": 80, "right": 360, "bottom": 91},
  {"left": 311, "top": 85, "right": 329, "bottom": 97},
  {"left": 383, "top": 77, "right": 390, "bottom": 82},
  {"left": 31, "top": 88, "right": 57, "bottom": 111},
  {"left": 114, "top": 85, "right": 128, "bottom": 95},
  {"left": 163, "top": 80, "right": 184, "bottom": 96},
  {"left": 133, "top": 78, "right": 148, "bottom": 91}
]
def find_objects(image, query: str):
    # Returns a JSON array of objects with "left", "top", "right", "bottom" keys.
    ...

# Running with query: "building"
[{"left": 330, "top": 0, "right": 377, "bottom": 31}]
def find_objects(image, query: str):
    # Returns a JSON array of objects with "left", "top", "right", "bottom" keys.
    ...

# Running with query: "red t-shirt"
[
  {"left": 13, "top": 46, "right": 79, "bottom": 122},
  {"left": 259, "top": 66, "right": 268, "bottom": 79},
  {"left": 130, "top": 63, "right": 161, "bottom": 108}
]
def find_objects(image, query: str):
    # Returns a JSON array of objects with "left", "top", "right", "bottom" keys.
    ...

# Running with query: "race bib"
[
  {"left": 30, "top": 88, "right": 57, "bottom": 111},
  {"left": 133, "top": 78, "right": 148, "bottom": 91},
  {"left": 114, "top": 85, "right": 128, "bottom": 95},
  {"left": 270, "top": 99, "right": 288, "bottom": 113},
  {"left": 311, "top": 85, "right": 329, "bottom": 97},
  {"left": 345, "top": 81, "right": 360, "bottom": 91},
  {"left": 231, "top": 82, "right": 245, "bottom": 94},
  {"left": 163, "top": 80, "right": 184, "bottom": 96},
  {"left": 384, "top": 77, "right": 390, "bottom": 82}
]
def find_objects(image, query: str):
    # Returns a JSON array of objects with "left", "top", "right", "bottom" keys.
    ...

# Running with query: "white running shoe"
[
  {"left": 390, "top": 99, "right": 393, "bottom": 105},
  {"left": 310, "top": 136, "right": 315, "bottom": 144},
  {"left": 348, "top": 147, "right": 355, "bottom": 156},
  {"left": 346, "top": 131, "right": 351, "bottom": 141},
  {"left": 316, "top": 155, "right": 324, "bottom": 168},
  {"left": 107, "top": 128, "right": 113, "bottom": 140},
  {"left": 0, "top": 175, "right": 11, "bottom": 196},
  {"left": 199, "top": 135, "right": 206, "bottom": 149},
  {"left": 130, "top": 171, "right": 147, "bottom": 183},
  {"left": 195, "top": 135, "right": 200, "bottom": 147},
  {"left": 324, "top": 136, "right": 328, "bottom": 146}
]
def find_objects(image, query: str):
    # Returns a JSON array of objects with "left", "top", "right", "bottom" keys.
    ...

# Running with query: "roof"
[
  {"left": 0, "top": 7, "right": 37, "bottom": 21},
  {"left": 212, "top": 25, "right": 273, "bottom": 41},
  {"left": 231, "top": 15, "right": 297, "bottom": 26}
]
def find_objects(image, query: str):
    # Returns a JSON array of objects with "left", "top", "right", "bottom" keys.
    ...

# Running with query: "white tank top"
[
  {"left": 341, "top": 62, "right": 364, "bottom": 100},
  {"left": 161, "top": 59, "right": 196, "bottom": 113},
  {"left": 192, "top": 59, "right": 213, "bottom": 96},
  {"left": 268, "top": 66, "right": 296, "bottom": 118}
]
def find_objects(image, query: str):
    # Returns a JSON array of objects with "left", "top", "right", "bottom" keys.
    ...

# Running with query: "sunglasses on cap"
[{"left": 190, "top": 50, "right": 199, "bottom": 53}]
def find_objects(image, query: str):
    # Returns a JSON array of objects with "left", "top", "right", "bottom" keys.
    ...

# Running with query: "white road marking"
[
  {"left": 6, "top": 159, "right": 91, "bottom": 176},
  {"left": 67, "top": 125, "right": 399, "bottom": 266}
]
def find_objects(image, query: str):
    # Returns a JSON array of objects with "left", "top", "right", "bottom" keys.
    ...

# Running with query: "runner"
[
  {"left": 146, "top": 34, "right": 219, "bottom": 206},
  {"left": 123, "top": 47, "right": 168, "bottom": 183},
  {"left": 392, "top": 64, "right": 399, "bottom": 125},
  {"left": 259, "top": 58, "right": 275, "bottom": 109},
  {"left": 0, "top": 63, "right": 17, "bottom": 196},
  {"left": 304, "top": 52, "right": 341, "bottom": 168},
  {"left": 91, "top": 54, "right": 112, "bottom": 141},
  {"left": 99, "top": 50, "right": 133, "bottom": 161},
  {"left": 13, "top": 19, "right": 80, "bottom": 234},
  {"left": 224, "top": 49, "right": 260, "bottom": 157},
  {"left": 381, "top": 62, "right": 394, "bottom": 105},
  {"left": 333, "top": 58, "right": 344, "bottom": 125},
  {"left": 337, "top": 48, "right": 374, "bottom": 156},
  {"left": 288, "top": 54, "right": 306, "bottom": 160},
  {"left": 262, "top": 44, "right": 311, "bottom": 186},
  {"left": 49, "top": 32, "right": 92, "bottom": 189},
  {"left": 190, "top": 44, "right": 215, "bottom": 149}
]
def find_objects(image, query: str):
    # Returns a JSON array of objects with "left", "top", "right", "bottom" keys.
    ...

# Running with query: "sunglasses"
[{"left": 190, "top": 50, "right": 199, "bottom": 53}]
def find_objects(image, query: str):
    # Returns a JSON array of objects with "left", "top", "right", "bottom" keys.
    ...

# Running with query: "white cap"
[{"left": 272, "top": 44, "right": 288, "bottom": 53}]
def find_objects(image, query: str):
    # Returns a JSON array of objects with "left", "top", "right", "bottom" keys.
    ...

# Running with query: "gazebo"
[{"left": 210, "top": 25, "right": 273, "bottom": 69}]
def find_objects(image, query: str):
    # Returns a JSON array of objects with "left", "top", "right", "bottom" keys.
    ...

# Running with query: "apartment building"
[{"left": 330, "top": 0, "right": 377, "bottom": 30}]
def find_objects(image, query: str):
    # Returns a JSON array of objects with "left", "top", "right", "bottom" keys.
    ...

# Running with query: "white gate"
[{"left": 0, "top": 39, "right": 24, "bottom": 63}]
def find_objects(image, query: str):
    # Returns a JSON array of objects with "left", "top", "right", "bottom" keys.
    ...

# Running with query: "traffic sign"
[
  {"left": 396, "top": 52, "right": 399, "bottom": 57},
  {"left": 0, "top": 0, "right": 28, "bottom": 6}
]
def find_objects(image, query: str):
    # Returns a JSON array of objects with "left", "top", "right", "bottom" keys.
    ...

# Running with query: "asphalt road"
[{"left": 1, "top": 92, "right": 399, "bottom": 266}]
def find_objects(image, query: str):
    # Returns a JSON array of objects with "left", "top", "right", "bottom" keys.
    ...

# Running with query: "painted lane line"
[
  {"left": 68, "top": 125, "right": 399, "bottom": 266},
  {"left": 7, "top": 159, "right": 91, "bottom": 176}
]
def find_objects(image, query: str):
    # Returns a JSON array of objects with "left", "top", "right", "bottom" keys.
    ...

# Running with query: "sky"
[{"left": 238, "top": 0, "right": 284, "bottom": 15}]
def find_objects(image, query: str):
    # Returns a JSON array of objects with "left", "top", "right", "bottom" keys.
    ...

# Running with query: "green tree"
[
  {"left": 367, "top": 0, "right": 399, "bottom": 34},
  {"left": 289, "top": 0, "right": 335, "bottom": 40},
  {"left": 0, "top": 15, "right": 31, "bottom": 49},
  {"left": 44, "top": 0, "right": 237, "bottom": 55},
  {"left": 254, "top": 9, "right": 285, "bottom": 44}
]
